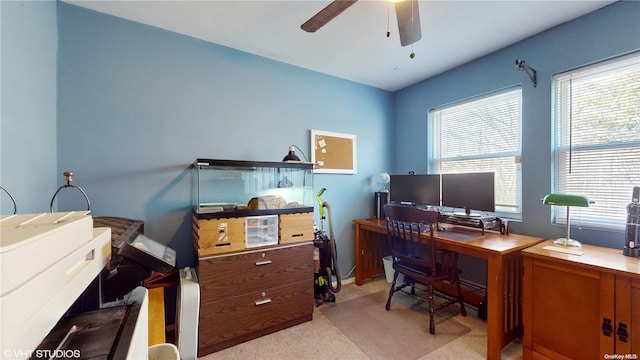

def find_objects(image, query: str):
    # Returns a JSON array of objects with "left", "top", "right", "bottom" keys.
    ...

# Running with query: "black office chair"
[{"left": 383, "top": 203, "right": 467, "bottom": 334}]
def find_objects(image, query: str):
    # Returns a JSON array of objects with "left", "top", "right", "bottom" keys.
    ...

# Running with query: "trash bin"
[
  {"left": 148, "top": 343, "right": 180, "bottom": 360},
  {"left": 382, "top": 256, "right": 404, "bottom": 283}
]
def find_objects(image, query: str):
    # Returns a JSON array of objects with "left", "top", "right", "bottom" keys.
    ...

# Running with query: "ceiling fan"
[{"left": 301, "top": 0, "right": 422, "bottom": 47}]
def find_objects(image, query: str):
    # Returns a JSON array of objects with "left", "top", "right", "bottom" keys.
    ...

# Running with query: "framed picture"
[{"left": 311, "top": 129, "right": 357, "bottom": 174}]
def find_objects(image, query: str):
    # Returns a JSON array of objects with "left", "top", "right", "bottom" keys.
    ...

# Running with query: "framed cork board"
[{"left": 311, "top": 129, "right": 357, "bottom": 174}]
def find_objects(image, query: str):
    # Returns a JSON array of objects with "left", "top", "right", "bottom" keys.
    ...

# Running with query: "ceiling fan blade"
[
  {"left": 301, "top": 0, "right": 358, "bottom": 33},
  {"left": 395, "top": 0, "right": 422, "bottom": 46}
]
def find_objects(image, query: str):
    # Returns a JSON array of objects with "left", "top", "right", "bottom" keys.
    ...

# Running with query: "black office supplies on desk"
[{"left": 438, "top": 212, "right": 503, "bottom": 235}]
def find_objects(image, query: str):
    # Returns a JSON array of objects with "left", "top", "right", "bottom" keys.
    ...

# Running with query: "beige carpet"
[
  {"left": 201, "top": 277, "right": 524, "bottom": 360},
  {"left": 320, "top": 289, "right": 470, "bottom": 360}
]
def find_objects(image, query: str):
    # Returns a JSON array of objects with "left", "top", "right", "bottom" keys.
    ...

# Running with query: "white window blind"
[
  {"left": 429, "top": 88, "right": 522, "bottom": 215},
  {"left": 553, "top": 52, "right": 640, "bottom": 229}
]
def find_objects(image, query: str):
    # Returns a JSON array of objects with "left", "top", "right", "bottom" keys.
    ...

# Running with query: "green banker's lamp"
[{"left": 541, "top": 193, "right": 593, "bottom": 248}]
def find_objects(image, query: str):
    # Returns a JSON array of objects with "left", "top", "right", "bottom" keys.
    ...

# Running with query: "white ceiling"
[{"left": 63, "top": 0, "right": 615, "bottom": 92}]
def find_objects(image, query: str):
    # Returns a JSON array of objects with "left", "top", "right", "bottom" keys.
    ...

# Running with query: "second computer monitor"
[
  {"left": 441, "top": 172, "right": 495, "bottom": 216},
  {"left": 389, "top": 174, "right": 440, "bottom": 206}
]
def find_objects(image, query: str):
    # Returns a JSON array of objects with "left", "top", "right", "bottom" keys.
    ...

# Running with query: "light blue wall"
[
  {"left": 2, "top": 1, "right": 637, "bottom": 280},
  {"left": 1, "top": 0, "right": 58, "bottom": 214},
  {"left": 393, "top": 1, "right": 640, "bottom": 250},
  {"left": 56, "top": 3, "right": 393, "bottom": 269}
]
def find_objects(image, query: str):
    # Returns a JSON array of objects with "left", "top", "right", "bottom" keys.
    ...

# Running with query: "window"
[
  {"left": 429, "top": 88, "right": 522, "bottom": 217},
  {"left": 553, "top": 52, "right": 640, "bottom": 229}
]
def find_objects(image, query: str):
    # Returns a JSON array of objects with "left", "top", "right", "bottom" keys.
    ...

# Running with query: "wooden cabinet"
[
  {"left": 196, "top": 242, "right": 314, "bottom": 356},
  {"left": 279, "top": 212, "right": 314, "bottom": 244},
  {"left": 191, "top": 159, "right": 316, "bottom": 356},
  {"left": 617, "top": 277, "right": 640, "bottom": 355},
  {"left": 523, "top": 241, "right": 640, "bottom": 360}
]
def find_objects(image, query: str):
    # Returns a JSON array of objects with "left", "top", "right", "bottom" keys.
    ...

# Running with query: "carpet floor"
[
  {"left": 320, "top": 289, "right": 470, "bottom": 360},
  {"left": 199, "top": 276, "right": 524, "bottom": 360}
]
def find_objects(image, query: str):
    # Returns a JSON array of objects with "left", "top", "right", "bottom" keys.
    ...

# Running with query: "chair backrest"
[{"left": 383, "top": 204, "right": 439, "bottom": 268}]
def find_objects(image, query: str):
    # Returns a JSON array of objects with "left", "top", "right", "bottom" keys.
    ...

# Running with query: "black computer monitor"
[
  {"left": 441, "top": 172, "right": 495, "bottom": 216},
  {"left": 389, "top": 174, "right": 440, "bottom": 206}
]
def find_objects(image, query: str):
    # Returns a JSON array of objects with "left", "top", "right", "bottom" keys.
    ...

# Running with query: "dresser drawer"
[
  {"left": 279, "top": 212, "right": 314, "bottom": 244},
  {"left": 198, "top": 243, "right": 313, "bottom": 301},
  {"left": 193, "top": 216, "right": 246, "bottom": 256},
  {"left": 198, "top": 279, "right": 313, "bottom": 353}
]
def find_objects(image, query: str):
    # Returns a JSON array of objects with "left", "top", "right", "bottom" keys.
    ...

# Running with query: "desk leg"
[
  {"left": 487, "top": 252, "right": 526, "bottom": 359},
  {"left": 354, "top": 223, "right": 388, "bottom": 286},
  {"left": 486, "top": 254, "right": 503, "bottom": 360},
  {"left": 354, "top": 223, "right": 364, "bottom": 286}
]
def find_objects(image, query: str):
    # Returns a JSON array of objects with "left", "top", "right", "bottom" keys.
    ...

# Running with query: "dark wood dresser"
[{"left": 196, "top": 242, "right": 313, "bottom": 356}]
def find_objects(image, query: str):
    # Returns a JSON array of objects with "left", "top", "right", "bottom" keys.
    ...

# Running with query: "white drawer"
[
  {"left": 245, "top": 215, "right": 278, "bottom": 248},
  {"left": 0, "top": 211, "right": 93, "bottom": 296},
  {"left": 0, "top": 227, "right": 111, "bottom": 356}
]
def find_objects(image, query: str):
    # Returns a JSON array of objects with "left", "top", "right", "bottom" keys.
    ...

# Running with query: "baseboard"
[{"left": 334, "top": 277, "right": 355, "bottom": 287}]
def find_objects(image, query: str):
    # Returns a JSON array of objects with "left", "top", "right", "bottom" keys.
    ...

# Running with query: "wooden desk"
[{"left": 353, "top": 218, "right": 544, "bottom": 360}]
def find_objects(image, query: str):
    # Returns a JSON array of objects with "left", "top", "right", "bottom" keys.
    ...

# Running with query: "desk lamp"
[{"left": 542, "top": 193, "right": 592, "bottom": 248}]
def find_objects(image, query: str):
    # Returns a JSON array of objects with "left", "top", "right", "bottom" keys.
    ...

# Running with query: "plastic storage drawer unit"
[{"left": 245, "top": 215, "right": 278, "bottom": 248}]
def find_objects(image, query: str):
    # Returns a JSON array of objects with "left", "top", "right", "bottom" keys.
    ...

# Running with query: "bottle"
[{"left": 622, "top": 186, "right": 640, "bottom": 257}]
